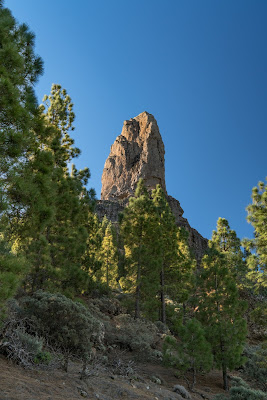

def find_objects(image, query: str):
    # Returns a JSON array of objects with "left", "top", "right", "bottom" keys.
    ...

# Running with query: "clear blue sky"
[{"left": 5, "top": 0, "right": 267, "bottom": 241}]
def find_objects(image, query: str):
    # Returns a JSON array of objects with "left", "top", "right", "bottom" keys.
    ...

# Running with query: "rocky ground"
[{"left": 0, "top": 353, "right": 228, "bottom": 400}]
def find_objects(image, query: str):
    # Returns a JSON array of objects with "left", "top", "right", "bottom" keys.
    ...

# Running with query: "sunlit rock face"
[
  {"left": 97, "top": 111, "right": 208, "bottom": 262},
  {"left": 101, "top": 111, "right": 166, "bottom": 201}
]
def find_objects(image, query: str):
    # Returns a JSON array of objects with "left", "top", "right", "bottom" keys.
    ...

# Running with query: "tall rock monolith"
[
  {"left": 97, "top": 111, "right": 207, "bottom": 261},
  {"left": 101, "top": 112, "right": 166, "bottom": 200}
]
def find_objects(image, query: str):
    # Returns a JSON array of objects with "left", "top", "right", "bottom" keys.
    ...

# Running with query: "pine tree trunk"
[
  {"left": 182, "top": 302, "right": 186, "bottom": 325},
  {"left": 135, "top": 284, "right": 140, "bottom": 319},
  {"left": 63, "top": 353, "right": 69, "bottom": 372},
  {"left": 135, "top": 262, "right": 141, "bottom": 319},
  {"left": 220, "top": 337, "right": 228, "bottom": 391},
  {"left": 160, "top": 264, "right": 166, "bottom": 324},
  {"left": 191, "top": 365, "right": 196, "bottom": 390},
  {"left": 216, "top": 272, "right": 229, "bottom": 391},
  {"left": 80, "top": 357, "right": 87, "bottom": 380},
  {"left": 106, "top": 255, "right": 109, "bottom": 288},
  {"left": 222, "top": 362, "right": 228, "bottom": 391}
]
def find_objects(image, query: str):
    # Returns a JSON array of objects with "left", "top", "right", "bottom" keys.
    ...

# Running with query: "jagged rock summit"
[
  {"left": 101, "top": 111, "right": 166, "bottom": 201},
  {"left": 97, "top": 111, "right": 207, "bottom": 261}
]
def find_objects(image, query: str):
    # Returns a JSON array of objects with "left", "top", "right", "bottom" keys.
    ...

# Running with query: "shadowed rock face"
[
  {"left": 97, "top": 111, "right": 208, "bottom": 262},
  {"left": 101, "top": 112, "right": 166, "bottom": 200}
]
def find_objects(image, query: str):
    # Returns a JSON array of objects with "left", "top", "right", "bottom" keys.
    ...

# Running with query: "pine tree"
[
  {"left": 171, "top": 227, "right": 196, "bottom": 326},
  {"left": 151, "top": 185, "right": 195, "bottom": 324},
  {"left": 243, "top": 179, "right": 267, "bottom": 290},
  {"left": 0, "top": 237, "right": 28, "bottom": 311},
  {"left": 120, "top": 179, "right": 161, "bottom": 319},
  {"left": 0, "top": 2, "right": 44, "bottom": 301},
  {"left": 38, "top": 85, "right": 95, "bottom": 294},
  {"left": 212, "top": 218, "right": 247, "bottom": 287},
  {"left": 49, "top": 163, "right": 94, "bottom": 294},
  {"left": 163, "top": 318, "right": 213, "bottom": 390},
  {"left": 40, "top": 84, "right": 80, "bottom": 165},
  {"left": 0, "top": 7, "right": 96, "bottom": 299},
  {"left": 197, "top": 245, "right": 247, "bottom": 391},
  {"left": 100, "top": 215, "right": 110, "bottom": 235},
  {"left": 152, "top": 185, "right": 178, "bottom": 323},
  {"left": 4, "top": 119, "right": 57, "bottom": 291},
  {"left": 4, "top": 85, "right": 95, "bottom": 295},
  {"left": 82, "top": 213, "right": 103, "bottom": 288},
  {"left": 0, "top": 3, "right": 43, "bottom": 215},
  {"left": 99, "top": 222, "right": 118, "bottom": 289}
]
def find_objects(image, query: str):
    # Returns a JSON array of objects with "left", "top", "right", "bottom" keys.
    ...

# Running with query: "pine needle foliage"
[
  {"left": 152, "top": 185, "right": 195, "bottom": 323},
  {"left": 212, "top": 218, "right": 247, "bottom": 287},
  {"left": 99, "top": 222, "right": 118, "bottom": 289},
  {"left": 163, "top": 318, "right": 213, "bottom": 389},
  {"left": 196, "top": 245, "right": 247, "bottom": 390},
  {"left": 0, "top": 238, "right": 28, "bottom": 313},
  {"left": 243, "top": 179, "right": 267, "bottom": 291},
  {"left": 120, "top": 179, "right": 161, "bottom": 319},
  {"left": 0, "top": 2, "right": 43, "bottom": 304},
  {"left": 0, "top": 3, "right": 43, "bottom": 195}
]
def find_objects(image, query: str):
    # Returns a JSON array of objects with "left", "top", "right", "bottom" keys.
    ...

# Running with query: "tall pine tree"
[
  {"left": 244, "top": 179, "right": 267, "bottom": 290},
  {"left": 38, "top": 85, "right": 95, "bottom": 294},
  {"left": 152, "top": 185, "right": 178, "bottom": 323},
  {"left": 120, "top": 179, "right": 161, "bottom": 319},
  {"left": 99, "top": 222, "right": 118, "bottom": 289},
  {"left": 4, "top": 85, "right": 95, "bottom": 295},
  {"left": 0, "top": 2, "right": 43, "bottom": 215},
  {"left": 163, "top": 318, "right": 213, "bottom": 390},
  {"left": 212, "top": 218, "right": 247, "bottom": 288},
  {"left": 196, "top": 245, "right": 247, "bottom": 391},
  {"left": 152, "top": 185, "right": 195, "bottom": 324},
  {"left": 0, "top": 2, "right": 43, "bottom": 303}
]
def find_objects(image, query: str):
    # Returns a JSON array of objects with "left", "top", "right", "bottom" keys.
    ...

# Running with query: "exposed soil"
[{"left": 0, "top": 353, "right": 228, "bottom": 400}]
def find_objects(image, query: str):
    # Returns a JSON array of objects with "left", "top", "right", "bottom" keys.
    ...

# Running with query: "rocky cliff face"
[
  {"left": 101, "top": 112, "right": 166, "bottom": 200},
  {"left": 96, "top": 111, "right": 207, "bottom": 262}
]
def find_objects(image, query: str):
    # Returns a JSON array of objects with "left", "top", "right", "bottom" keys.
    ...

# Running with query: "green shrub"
[
  {"left": 243, "top": 344, "right": 267, "bottom": 392},
  {"left": 229, "top": 386, "right": 266, "bottom": 400},
  {"left": 92, "top": 297, "right": 122, "bottom": 316},
  {"left": 16, "top": 331, "right": 43, "bottom": 355},
  {"left": 34, "top": 351, "right": 52, "bottom": 365},
  {"left": 106, "top": 314, "right": 160, "bottom": 360},
  {"left": 21, "top": 291, "right": 103, "bottom": 371},
  {"left": 250, "top": 305, "right": 267, "bottom": 329},
  {"left": 0, "top": 303, "right": 47, "bottom": 368},
  {"left": 154, "top": 320, "right": 170, "bottom": 334},
  {"left": 230, "top": 376, "right": 250, "bottom": 389},
  {"left": 213, "top": 376, "right": 267, "bottom": 400}
]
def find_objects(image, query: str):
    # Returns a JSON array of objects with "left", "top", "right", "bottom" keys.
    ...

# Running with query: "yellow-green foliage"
[
  {"left": 244, "top": 179, "right": 267, "bottom": 290},
  {"left": 0, "top": 239, "right": 28, "bottom": 309},
  {"left": 98, "top": 223, "right": 118, "bottom": 289}
]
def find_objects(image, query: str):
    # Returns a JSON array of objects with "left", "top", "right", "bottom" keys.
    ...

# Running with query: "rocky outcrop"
[
  {"left": 101, "top": 112, "right": 166, "bottom": 200},
  {"left": 166, "top": 195, "right": 208, "bottom": 261},
  {"left": 96, "top": 111, "right": 208, "bottom": 261},
  {"left": 96, "top": 199, "right": 126, "bottom": 224}
]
